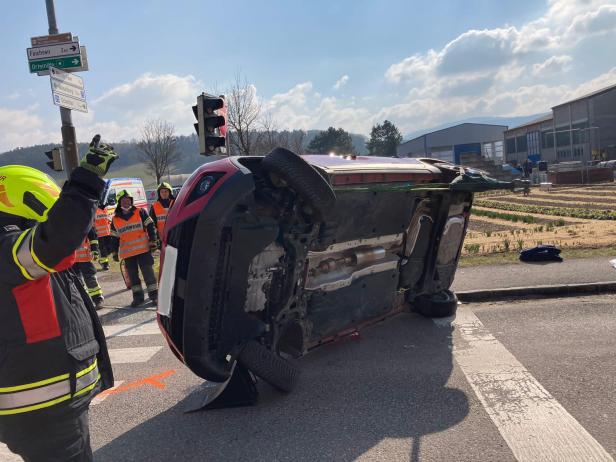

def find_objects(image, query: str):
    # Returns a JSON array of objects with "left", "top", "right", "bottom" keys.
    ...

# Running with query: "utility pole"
[{"left": 45, "top": 0, "right": 79, "bottom": 175}]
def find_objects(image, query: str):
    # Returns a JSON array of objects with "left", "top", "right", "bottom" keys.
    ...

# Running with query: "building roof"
[
  {"left": 552, "top": 81, "right": 616, "bottom": 108},
  {"left": 506, "top": 113, "right": 553, "bottom": 132},
  {"left": 401, "top": 122, "right": 509, "bottom": 146}
]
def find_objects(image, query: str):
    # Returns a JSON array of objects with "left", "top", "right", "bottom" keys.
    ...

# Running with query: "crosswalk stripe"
[
  {"left": 0, "top": 443, "right": 21, "bottom": 461},
  {"left": 445, "top": 306, "right": 613, "bottom": 462},
  {"left": 108, "top": 346, "right": 163, "bottom": 365},
  {"left": 91, "top": 381, "right": 125, "bottom": 406},
  {"left": 104, "top": 320, "right": 160, "bottom": 338}
]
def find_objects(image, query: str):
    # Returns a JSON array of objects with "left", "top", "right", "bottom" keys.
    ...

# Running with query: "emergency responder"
[
  {"left": 111, "top": 190, "right": 158, "bottom": 307},
  {"left": 149, "top": 181, "right": 174, "bottom": 244},
  {"left": 94, "top": 202, "right": 112, "bottom": 270},
  {"left": 74, "top": 227, "right": 105, "bottom": 307},
  {"left": 0, "top": 137, "right": 116, "bottom": 461}
]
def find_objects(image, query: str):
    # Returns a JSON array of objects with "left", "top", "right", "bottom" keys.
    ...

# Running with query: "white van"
[{"left": 102, "top": 178, "right": 148, "bottom": 214}]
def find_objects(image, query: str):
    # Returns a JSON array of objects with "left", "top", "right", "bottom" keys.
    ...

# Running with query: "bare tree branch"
[
  {"left": 226, "top": 72, "right": 261, "bottom": 156},
  {"left": 137, "top": 119, "right": 180, "bottom": 184}
]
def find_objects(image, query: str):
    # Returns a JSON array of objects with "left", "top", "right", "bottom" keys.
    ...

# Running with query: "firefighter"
[
  {"left": 74, "top": 227, "right": 105, "bottom": 307},
  {"left": 111, "top": 190, "right": 158, "bottom": 307},
  {"left": 94, "top": 202, "right": 112, "bottom": 270},
  {"left": 149, "top": 181, "right": 175, "bottom": 244},
  {"left": 0, "top": 138, "right": 116, "bottom": 461}
]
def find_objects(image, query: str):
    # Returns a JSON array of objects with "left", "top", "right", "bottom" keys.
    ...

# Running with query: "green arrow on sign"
[{"left": 29, "top": 55, "right": 82, "bottom": 73}]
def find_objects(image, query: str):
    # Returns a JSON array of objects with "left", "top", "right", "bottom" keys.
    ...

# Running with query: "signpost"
[
  {"left": 49, "top": 66, "right": 87, "bottom": 113},
  {"left": 29, "top": 55, "right": 82, "bottom": 73},
  {"left": 30, "top": 32, "right": 72, "bottom": 46},
  {"left": 27, "top": 41, "right": 79, "bottom": 60},
  {"left": 28, "top": 0, "right": 87, "bottom": 175}
]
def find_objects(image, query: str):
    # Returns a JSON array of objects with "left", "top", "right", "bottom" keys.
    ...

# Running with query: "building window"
[
  {"left": 506, "top": 137, "right": 516, "bottom": 154},
  {"left": 572, "top": 122, "right": 588, "bottom": 144},
  {"left": 542, "top": 131, "right": 554, "bottom": 149},
  {"left": 516, "top": 135, "right": 527, "bottom": 152},
  {"left": 556, "top": 127, "right": 570, "bottom": 147},
  {"left": 494, "top": 141, "right": 504, "bottom": 159},
  {"left": 527, "top": 131, "right": 540, "bottom": 156}
]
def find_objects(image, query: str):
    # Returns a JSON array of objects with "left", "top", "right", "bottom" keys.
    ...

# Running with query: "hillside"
[{"left": 0, "top": 131, "right": 369, "bottom": 185}]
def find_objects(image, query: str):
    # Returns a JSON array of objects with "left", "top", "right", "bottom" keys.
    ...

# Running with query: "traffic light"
[
  {"left": 45, "top": 147, "right": 63, "bottom": 171},
  {"left": 193, "top": 93, "right": 227, "bottom": 155}
]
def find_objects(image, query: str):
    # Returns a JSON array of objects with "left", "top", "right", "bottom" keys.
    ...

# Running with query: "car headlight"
[{"left": 186, "top": 173, "right": 224, "bottom": 204}]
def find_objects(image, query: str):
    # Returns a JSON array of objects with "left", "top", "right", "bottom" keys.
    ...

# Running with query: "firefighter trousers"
[
  {"left": 124, "top": 252, "right": 157, "bottom": 301},
  {"left": 0, "top": 408, "right": 93, "bottom": 462},
  {"left": 73, "top": 261, "right": 103, "bottom": 302}
]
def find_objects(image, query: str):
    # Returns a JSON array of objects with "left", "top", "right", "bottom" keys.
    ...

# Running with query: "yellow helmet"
[{"left": 0, "top": 165, "right": 61, "bottom": 222}]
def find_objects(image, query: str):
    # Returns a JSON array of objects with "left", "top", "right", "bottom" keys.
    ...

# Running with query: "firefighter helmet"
[{"left": 0, "top": 165, "right": 61, "bottom": 222}]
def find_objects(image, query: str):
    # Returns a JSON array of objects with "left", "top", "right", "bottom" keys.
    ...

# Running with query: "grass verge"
[{"left": 459, "top": 245, "right": 616, "bottom": 267}]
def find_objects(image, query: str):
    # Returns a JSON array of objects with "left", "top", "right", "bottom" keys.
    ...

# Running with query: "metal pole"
[{"left": 45, "top": 0, "right": 80, "bottom": 176}]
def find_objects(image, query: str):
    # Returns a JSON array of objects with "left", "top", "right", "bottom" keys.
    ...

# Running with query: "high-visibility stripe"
[
  {"left": 0, "top": 361, "right": 99, "bottom": 415},
  {"left": 0, "top": 373, "right": 69, "bottom": 393},
  {"left": 11, "top": 230, "right": 34, "bottom": 280},
  {"left": 29, "top": 227, "right": 55, "bottom": 273}
]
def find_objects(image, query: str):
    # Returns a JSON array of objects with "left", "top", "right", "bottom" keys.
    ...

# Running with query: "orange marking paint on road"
[{"left": 96, "top": 370, "right": 176, "bottom": 398}]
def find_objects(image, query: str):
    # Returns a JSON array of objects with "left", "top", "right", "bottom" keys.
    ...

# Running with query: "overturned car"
[{"left": 157, "top": 148, "right": 512, "bottom": 407}]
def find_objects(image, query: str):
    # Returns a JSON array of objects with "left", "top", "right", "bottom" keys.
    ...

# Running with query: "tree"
[
  {"left": 307, "top": 127, "right": 355, "bottom": 154},
  {"left": 366, "top": 120, "right": 403, "bottom": 157},
  {"left": 137, "top": 119, "right": 180, "bottom": 184},
  {"left": 226, "top": 73, "right": 261, "bottom": 156}
]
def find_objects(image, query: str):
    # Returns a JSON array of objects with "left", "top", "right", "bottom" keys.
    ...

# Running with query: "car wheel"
[
  {"left": 261, "top": 147, "right": 336, "bottom": 221},
  {"left": 413, "top": 289, "right": 458, "bottom": 318},
  {"left": 238, "top": 340, "right": 300, "bottom": 392}
]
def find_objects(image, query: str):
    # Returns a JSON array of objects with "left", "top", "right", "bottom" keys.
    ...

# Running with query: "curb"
[{"left": 457, "top": 281, "right": 616, "bottom": 303}]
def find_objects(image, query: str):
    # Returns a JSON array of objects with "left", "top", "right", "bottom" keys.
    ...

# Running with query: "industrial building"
[
  {"left": 396, "top": 123, "right": 507, "bottom": 164},
  {"left": 505, "top": 82, "right": 616, "bottom": 165}
]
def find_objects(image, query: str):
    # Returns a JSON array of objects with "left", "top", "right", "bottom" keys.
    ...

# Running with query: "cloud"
[
  {"left": 532, "top": 55, "right": 573, "bottom": 77},
  {"left": 380, "top": 0, "right": 616, "bottom": 136},
  {"left": 333, "top": 75, "right": 349, "bottom": 90},
  {"left": 0, "top": 106, "right": 58, "bottom": 152}
]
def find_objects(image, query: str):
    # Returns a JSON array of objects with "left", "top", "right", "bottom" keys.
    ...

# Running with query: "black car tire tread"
[
  {"left": 238, "top": 340, "right": 300, "bottom": 392},
  {"left": 261, "top": 147, "right": 336, "bottom": 220},
  {"left": 414, "top": 289, "right": 458, "bottom": 318}
]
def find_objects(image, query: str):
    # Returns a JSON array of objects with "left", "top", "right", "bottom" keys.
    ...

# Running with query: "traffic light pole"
[{"left": 45, "top": 0, "right": 79, "bottom": 176}]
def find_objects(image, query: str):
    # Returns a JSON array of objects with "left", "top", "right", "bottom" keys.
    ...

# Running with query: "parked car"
[{"left": 157, "top": 149, "right": 513, "bottom": 407}]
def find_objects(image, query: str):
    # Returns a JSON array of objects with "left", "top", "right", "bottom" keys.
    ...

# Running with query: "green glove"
[
  {"left": 79, "top": 134, "right": 119, "bottom": 177},
  {"left": 91, "top": 250, "right": 100, "bottom": 261}
]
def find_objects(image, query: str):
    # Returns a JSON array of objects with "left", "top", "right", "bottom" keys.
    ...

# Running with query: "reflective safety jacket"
[
  {"left": 111, "top": 208, "right": 156, "bottom": 260},
  {"left": 75, "top": 228, "right": 98, "bottom": 263},
  {"left": 0, "top": 167, "right": 113, "bottom": 418},
  {"left": 149, "top": 199, "right": 174, "bottom": 239},
  {"left": 95, "top": 207, "right": 111, "bottom": 237}
]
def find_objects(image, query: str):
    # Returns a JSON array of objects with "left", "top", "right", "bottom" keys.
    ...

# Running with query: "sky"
[{"left": 1, "top": 0, "right": 615, "bottom": 152}]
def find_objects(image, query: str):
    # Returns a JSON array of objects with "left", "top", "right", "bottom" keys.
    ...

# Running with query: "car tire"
[
  {"left": 413, "top": 289, "right": 458, "bottom": 318},
  {"left": 238, "top": 340, "right": 300, "bottom": 393},
  {"left": 261, "top": 147, "right": 336, "bottom": 221}
]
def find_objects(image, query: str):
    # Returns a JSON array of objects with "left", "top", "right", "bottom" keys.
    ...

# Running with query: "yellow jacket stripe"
[{"left": 0, "top": 361, "right": 99, "bottom": 415}]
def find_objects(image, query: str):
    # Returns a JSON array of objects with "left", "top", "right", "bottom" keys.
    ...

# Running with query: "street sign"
[
  {"left": 29, "top": 55, "right": 82, "bottom": 73},
  {"left": 49, "top": 66, "right": 87, "bottom": 113},
  {"left": 27, "top": 41, "right": 80, "bottom": 60},
  {"left": 50, "top": 66, "right": 84, "bottom": 89},
  {"left": 52, "top": 92, "right": 87, "bottom": 112},
  {"left": 31, "top": 32, "right": 72, "bottom": 46},
  {"left": 36, "top": 46, "right": 89, "bottom": 75},
  {"left": 51, "top": 80, "right": 85, "bottom": 99}
]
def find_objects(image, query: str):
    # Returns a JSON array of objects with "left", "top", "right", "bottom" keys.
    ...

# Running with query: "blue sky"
[{"left": 1, "top": 0, "right": 615, "bottom": 151}]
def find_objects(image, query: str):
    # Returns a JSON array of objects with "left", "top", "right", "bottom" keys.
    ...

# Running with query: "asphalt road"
[{"left": 2, "top": 292, "right": 615, "bottom": 461}]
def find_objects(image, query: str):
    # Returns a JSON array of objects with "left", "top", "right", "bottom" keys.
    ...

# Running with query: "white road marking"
[
  {"left": 96, "top": 307, "right": 115, "bottom": 316},
  {"left": 444, "top": 306, "right": 613, "bottom": 462},
  {"left": 91, "top": 381, "right": 125, "bottom": 406},
  {"left": 108, "top": 346, "right": 163, "bottom": 365},
  {"left": 0, "top": 443, "right": 21, "bottom": 461},
  {"left": 103, "top": 319, "right": 160, "bottom": 338}
]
